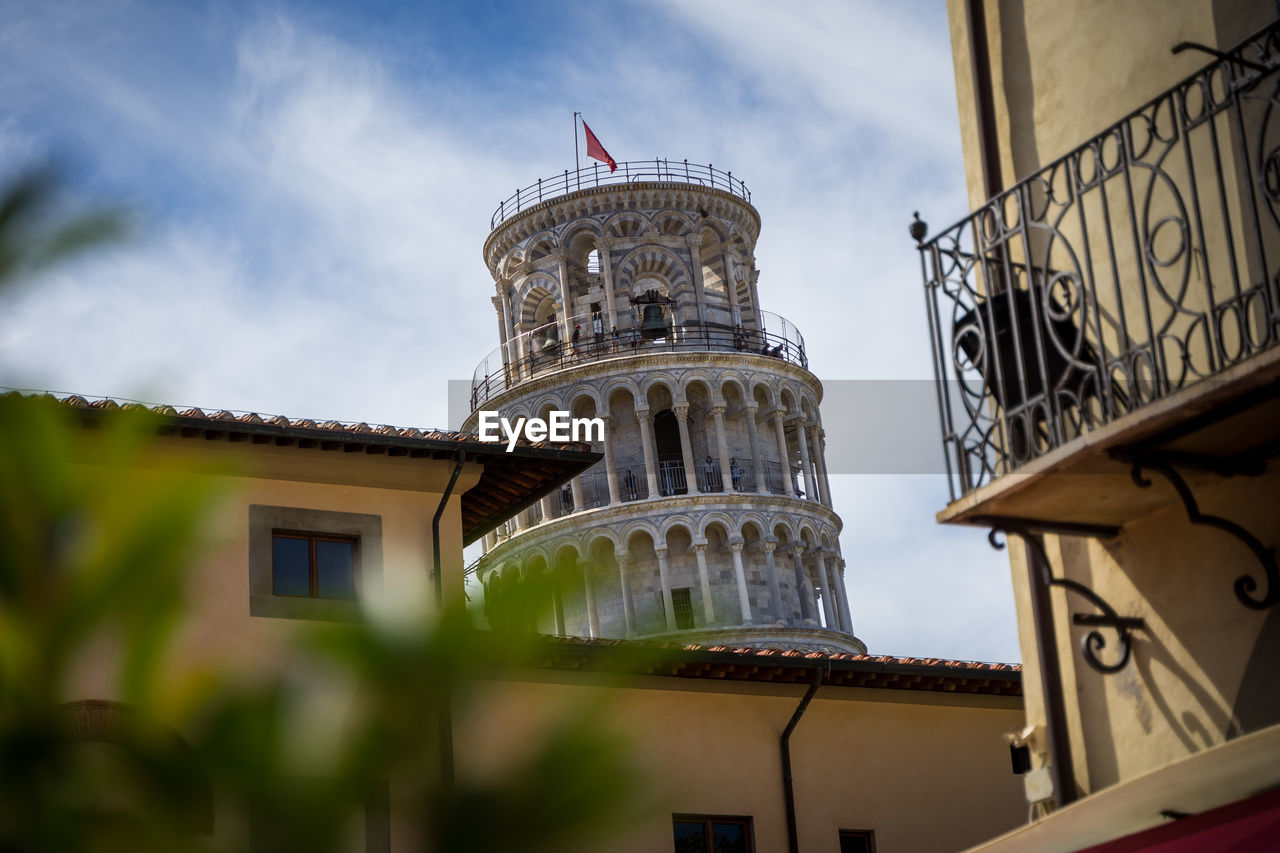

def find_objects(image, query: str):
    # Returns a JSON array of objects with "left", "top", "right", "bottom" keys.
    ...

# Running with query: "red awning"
[{"left": 1080, "top": 787, "right": 1280, "bottom": 852}]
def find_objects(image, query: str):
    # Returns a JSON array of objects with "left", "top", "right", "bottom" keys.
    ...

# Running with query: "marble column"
[
  {"left": 569, "top": 474, "right": 584, "bottom": 513},
  {"left": 723, "top": 248, "right": 741, "bottom": 325},
  {"left": 602, "top": 414, "right": 621, "bottom": 505},
  {"left": 729, "top": 538, "right": 752, "bottom": 623},
  {"left": 692, "top": 540, "right": 715, "bottom": 624},
  {"left": 814, "top": 427, "right": 834, "bottom": 508},
  {"left": 616, "top": 551, "right": 636, "bottom": 635},
  {"left": 635, "top": 408, "right": 660, "bottom": 498},
  {"left": 674, "top": 403, "right": 699, "bottom": 495},
  {"left": 838, "top": 558, "right": 854, "bottom": 633},
  {"left": 552, "top": 580, "right": 566, "bottom": 636},
  {"left": 791, "top": 545, "right": 817, "bottom": 623},
  {"left": 687, "top": 233, "right": 707, "bottom": 323},
  {"left": 744, "top": 403, "right": 767, "bottom": 493},
  {"left": 553, "top": 247, "right": 573, "bottom": 345},
  {"left": 817, "top": 549, "right": 841, "bottom": 631},
  {"left": 762, "top": 538, "right": 784, "bottom": 623},
  {"left": 771, "top": 409, "right": 795, "bottom": 496},
  {"left": 595, "top": 236, "right": 617, "bottom": 329},
  {"left": 655, "top": 546, "right": 674, "bottom": 629},
  {"left": 711, "top": 404, "right": 733, "bottom": 491},
  {"left": 795, "top": 418, "right": 816, "bottom": 502},
  {"left": 583, "top": 561, "right": 599, "bottom": 638}
]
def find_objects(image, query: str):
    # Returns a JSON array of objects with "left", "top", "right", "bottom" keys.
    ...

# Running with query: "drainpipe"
[
  {"left": 964, "top": 0, "right": 1004, "bottom": 199},
  {"left": 431, "top": 450, "right": 466, "bottom": 796},
  {"left": 782, "top": 667, "right": 824, "bottom": 853},
  {"left": 1023, "top": 533, "right": 1077, "bottom": 808}
]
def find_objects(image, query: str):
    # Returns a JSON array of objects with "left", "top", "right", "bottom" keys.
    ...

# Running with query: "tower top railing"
[
  {"left": 469, "top": 309, "right": 806, "bottom": 412},
  {"left": 490, "top": 160, "right": 751, "bottom": 230}
]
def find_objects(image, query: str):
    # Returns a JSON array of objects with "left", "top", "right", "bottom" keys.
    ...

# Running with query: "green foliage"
[
  {"left": 0, "top": 169, "right": 128, "bottom": 285},
  {"left": 0, "top": 172, "right": 649, "bottom": 851}
]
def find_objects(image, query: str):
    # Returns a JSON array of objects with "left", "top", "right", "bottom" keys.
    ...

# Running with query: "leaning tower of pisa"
[{"left": 464, "top": 160, "right": 863, "bottom": 653}]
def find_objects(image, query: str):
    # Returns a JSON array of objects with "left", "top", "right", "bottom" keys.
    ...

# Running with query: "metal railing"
[
  {"left": 470, "top": 310, "right": 807, "bottom": 411},
  {"left": 918, "top": 22, "right": 1280, "bottom": 501},
  {"left": 491, "top": 160, "right": 751, "bottom": 230}
]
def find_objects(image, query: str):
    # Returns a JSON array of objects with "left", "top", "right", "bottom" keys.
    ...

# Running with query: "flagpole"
[{"left": 573, "top": 112, "right": 581, "bottom": 189}]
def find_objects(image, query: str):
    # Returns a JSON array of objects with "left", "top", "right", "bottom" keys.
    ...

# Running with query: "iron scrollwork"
[
  {"left": 919, "top": 20, "right": 1280, "bottom": 504},
  {"left": 1127, "top": 455, "right": 1279, "bottom": 610},
  {"left": 988, "top": 527, "right": 1144, "bottom": 674}
]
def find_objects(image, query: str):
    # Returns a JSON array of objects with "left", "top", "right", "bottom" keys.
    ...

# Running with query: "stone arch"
[
  {"left": 502, "top": 401, "right": 533, "bottom": 421},
  {"left": 521, "top": 548, "right": 550, "bottom": 576},
  {"left": 517, "top": 277, "right": 562, "bottom": 329},
  {"left": 525, "top": 231, "right": 559, "bottom": 264},
  {"left": 771, "top": 517, "right": 798, "bottom": 544},
  {"left": 679, "top": 368, "right": 718, "bottom": 400},
  {"left": 778, "top": 385, "right": 800, "bottom": 416},
  {"left": 698, "top": 219, "right": 728, "bottom": 247},
  {"left": 565, "top": 386, "right": 602, "bottom": 414},
  {"left": 660, "top": 515, "right": 697, "bottom": 544},
  {"left": 750, "top": 380, "right": 778, "bottom": 411},
  {"left": 615, "top": 245, "right": 693, "bottom": 307},
  {"left": 530, "top": 393, "right": 566, "bottom": 418},
  {"left": 642, "top": 375, "right": 679, "bottom": 411},
  {"left": 719, "top": 375, "right": 748, "bottom": 406},
  {"left": 621, "top": 520, "right": 662, "bottom": 548},
  {"left": 797, "top": 520, "right": 821, "bottom": 546},
  {"left": 584, "top": 528, "right": 621, "bottom": 554},
  {"left": 568, "top": 391, "right": 601, "bottom": 425},
  {"left": 739, "top": 515, "right": 769, "bottom": 542},
  {"left": 499, "top": 248, "right": 526, "bottom": 280},
  {"left": 652, "top": 211, "right": 696, "bottom": 237},
  {"left": 698, "top": 511, "right": 738, "bottom": 539},
  {"left": 602, "top": 375, "right": 643, "bottom": 405},
  {"left": 603, "top": 211, "right": 650, "bottom": 238}
]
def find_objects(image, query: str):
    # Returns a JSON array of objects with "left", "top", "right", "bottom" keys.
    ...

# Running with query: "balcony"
[
  {"left": 490, "top": 159, "right": 751, "bottom": 230},
  {"left": 469, "top": 310, "right": 808, "bottom": 412},
  {"left": 918, "top": 22, "right": 1280, "bottom": 530}
]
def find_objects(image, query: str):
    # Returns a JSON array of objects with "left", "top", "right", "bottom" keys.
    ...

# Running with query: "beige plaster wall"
[
  {"left": 458, "top": 675, "right": 1026, "bottom": 853},
  {"left": 1006, "top": 469, "right": 1280, "bottom": 800},
  {"left": 65, "top": 434, "right": 475, "bottom": 696}
]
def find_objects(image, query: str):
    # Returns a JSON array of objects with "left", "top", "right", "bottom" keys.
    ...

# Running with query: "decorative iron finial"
[{"left": 909, "top": 211, "right": 928, "bottom": 244}]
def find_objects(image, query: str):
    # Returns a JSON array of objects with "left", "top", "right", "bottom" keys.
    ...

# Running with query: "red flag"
[{"left": 582, "top": 121, "right": 617, "bottom": 172}]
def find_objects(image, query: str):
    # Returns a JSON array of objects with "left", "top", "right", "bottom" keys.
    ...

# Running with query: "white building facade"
[{"left": 465, "top": 163, "right": 862, "bottom": 653}]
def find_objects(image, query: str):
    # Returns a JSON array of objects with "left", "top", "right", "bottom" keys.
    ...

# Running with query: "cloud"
[{"left": 0, "top": 1, "right": 1021, "bottom": 663}]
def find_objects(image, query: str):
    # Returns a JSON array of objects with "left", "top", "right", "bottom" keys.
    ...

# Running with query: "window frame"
[
  {"left": 839, "top": 828, "right": 877, "bottom": 853},
  {"left": 672, "top": 813, "right": 755, "bottom": 853},
  {"left": 249, "top": 505, "right": 382, "bottom": 621},
  {"left": 271, "top": 530, "right": 360, "bottom": 600}
]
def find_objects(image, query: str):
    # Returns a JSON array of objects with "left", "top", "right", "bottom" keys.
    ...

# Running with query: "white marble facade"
[{"left": 465, "top": 177, "right": 862, "bottom": 653}]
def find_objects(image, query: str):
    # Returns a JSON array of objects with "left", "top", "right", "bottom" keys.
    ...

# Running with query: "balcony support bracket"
[
  {"left": 988, "top": 525, "right": 1143, "bottom": 674},
  {"left": 1118, "top": 450, "right": 1278, "bottom": 611}
]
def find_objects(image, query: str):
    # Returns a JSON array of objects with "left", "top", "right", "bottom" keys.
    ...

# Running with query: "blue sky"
[{"left": 0, "top": 0, "right": 1022, "bottom": 662}]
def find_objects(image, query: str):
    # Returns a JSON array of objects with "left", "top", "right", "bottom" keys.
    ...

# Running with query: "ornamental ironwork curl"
[
  {"left": 988, "top": 528, "right": 1143, "bottom": 675},
  {"left": 919, "top": 20, "right": 1280, "bottom": 503},
  {"left": 1128, "top": 457, "right": 1280, "bottom": 610}
]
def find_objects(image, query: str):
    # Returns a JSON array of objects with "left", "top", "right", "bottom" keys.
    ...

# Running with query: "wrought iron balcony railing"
[
  {"left": 469, "top": 309, "right": 807, "bottom": 411},
  {"left": 490, "top": 159, "right": 751, "bottom": 229},
  {"left": 918, "top": 22, "right": 1280, "bottom": 502}
]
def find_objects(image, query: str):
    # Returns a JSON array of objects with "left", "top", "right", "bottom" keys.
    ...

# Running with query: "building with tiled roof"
[{"left": 19, "top": 387, "right": 1029, "bottom": 851}]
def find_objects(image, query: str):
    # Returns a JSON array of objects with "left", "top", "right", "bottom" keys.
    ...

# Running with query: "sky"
[{"left": 0, "top": 0, "right": 1022, "bottom": 663}]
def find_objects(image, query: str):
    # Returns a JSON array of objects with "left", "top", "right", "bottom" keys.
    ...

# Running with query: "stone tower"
[{"left": 464, "top": 160, "right": 863, "bottom": 653}]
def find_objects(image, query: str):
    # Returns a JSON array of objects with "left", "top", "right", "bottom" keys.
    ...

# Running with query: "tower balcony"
[
  {"left": 469, "top": 309, "right": 808, "bottom": 413},
  {"left": 490, "top": 159, "right": 750, "bottom": 230},
  {"left": 916, "top": 21, "right": 1280, "bottom": 533}
]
